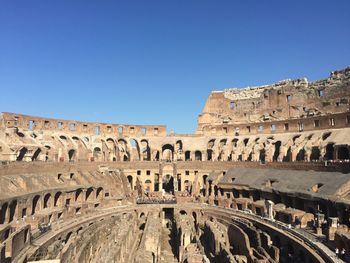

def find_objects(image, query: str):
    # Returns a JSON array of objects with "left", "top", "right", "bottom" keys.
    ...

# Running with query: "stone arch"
[
  {"left": 232, "top": 138, "right": 239, "bottom": 147},
  {"left": 325, "top": 143, "right": 334, "bottom": 160},
  {"left": 54, "top": 192, "right": 62, "bottom": 207},
  {"left": 106, "top": 138, "right": 117, "bottom": 161},
  {"left": 31, "top": 195, "right": 41, "bottom": 215},
  {"left": 338, "top": 146, "right": 350, "bottom": 160},
  {"left": 75, "top": 188, "right": 83, "bottom": 202},
  {"left": 68, "top": 149, "right": 76, "bottom": 162},
  {"left": 32, "top": 148, "right": 42, "bottom": 161},
  {"left": 162, "top": 144, "right": 174, "bottom": 161},
  {"left": 283, "top": 147, "right": 292, "bottom": 162},
  {"left": 9, "top": 200, "right": 17, "bottom": 222},
  {"left": 85, "top": 187, "right": 94, "bottom": 201},
  {"left": 185, "top": 151, "right": 191, "bottom": 161},
  {"left": 207, "top": 149, "right": 213, "bottom": 161},
  {"left": 64, "top": 231, "right": 73, "bottom": 244},
  {"left": 127, "top": 175, "right": 133, "bottom": 190},
  {"left": 296, "top": 148, "right": 305, "bottom": 161},
  {"left": 179, "top": 210, "right": 187, "bottom": 215},
  {"left": 163, "top": 174, "right": 174, "bottom": 193},
  {"left": 118, "top": 139, "right": 129, "bottom": 161},
  {"left": 202, "top": 175, "right": 208, "bottom": 186},
  {"left": 93, "top": 147, "right": 103, "bottom": 161},
  {"left": 259, "top": 148, "right": 266, "bottom": 163},
  {"left": 184, "top": 180, "right": 190, "bottom": 192},
  {"left": 0, "top": 202, "right": 8, "bottom": 224},
  {"left": 310, "top": 146, "right": 321, "bottom": 161},
  {"left": 144, "top": 179, "right": 152, "bottom": 192},
  {"left": 96, "top": 187, "right": 103, "bottom": 199},
  {"left": 140, "top": 139, "right": 150, "bottom": 161},
  {"left": 43, "top": 193, "right": 51, "bottom": 209},
  {"left": 130, "top": 139, "right": 140, "bottom": 161},
  {"left": 195, "top": 151, "right": 202, "bottom": 161},
  {"left": 322, "top": 132, "right": 332, "bottom": 141},
  {"left": 16, "top": 147, "right": 28, "bottom": 161},
  {"left": 273, "top": 141, "right": 281, "bottom": 161}
]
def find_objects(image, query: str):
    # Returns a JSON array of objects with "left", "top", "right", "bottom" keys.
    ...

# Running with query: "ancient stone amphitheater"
[{"left": 1, "top": 68, "right": 350, "bottom": 263}]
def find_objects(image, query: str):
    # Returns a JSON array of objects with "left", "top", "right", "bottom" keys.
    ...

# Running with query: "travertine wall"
[{"left": 197, "top": 67, "right": 350, "bottom": 134}]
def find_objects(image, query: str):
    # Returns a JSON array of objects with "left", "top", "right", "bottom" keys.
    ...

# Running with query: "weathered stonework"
[{"left": 0, "top": 67, "right": 350, "bottom": 263}]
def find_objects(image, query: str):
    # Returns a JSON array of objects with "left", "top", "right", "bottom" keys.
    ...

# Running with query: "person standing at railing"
[{"left": 335, "top": 248, "right": 339, "bottom": 258}]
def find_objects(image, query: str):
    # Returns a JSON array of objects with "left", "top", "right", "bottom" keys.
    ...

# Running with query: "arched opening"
[
  {"left": 32, "top": 148, "right": 41, "bottom": 161},
  {"left": 154, "top": 151, "right": 159, "bottom": 161},
  {"left": 127, "top": 175, "right": 133, "bottom": 190},
  {"left": 195, "top": 151, "right": 202, "bottom": 161},
  {"left": 232, "top": 138, "right": 239, "bottom": 148},
  {"left": 130, "top": 139, "right": 140, "bottom": 161},
  {"left": 310, "top": 146, "right": 321, "bottom": 161},
  {"left": 202, "top": 175, "right": 208, "bottom": 187},
  {"left": 32, "top": 195, "right": 41, "bottom": 215},
  {"left": 207, "top": 149, "right": 213, "bottom": 161},
  {"left": 68, "top": 149, "right": 76, "bottom": 161},
  {"left": 247, "top": 152, "right": 253, "bottom": 161},
  {"left": 141, "top": 139, "right": 150, "bottom": 161},
  {"left": 93, "top": 147, "right": 102, "bottom": 161},
  {"left": 207, "top": 139, "right": 215, "bottom": 160},
  {"left": 162, "top": 144, "right": 174, "bottom": 161},
  {"left": 296, "top": 148, "right": 305, "bottom": 161},
  {"left": 325, "top": 143, "right": 334, "bottom": 160},
  {"left": 106, "top": 138, "right": 116, "bottom": 161},
  {"left": 16, "top": 147, "right": 28, "bottom": 161},
  {"left": 64, "top": 232, "right": 73, "bottom": 244},
  {"left": 208, "top": 180, "right": 212, "bottom": 196},
  {"left": 322, "top": 132, "right": 332, "bottom": 141},
  {"left": 43, "top": 193, "right": 51, "bottom": 209},
  {"left": 175, "top": 140, "right": 183, "bottom": 161},
  {"left": 243, "top": 138, "right": 249, "bottom": 146},
  {"left": 185, "top": 151, "right": 191, "bottom": 161},
  {"left": 214, "top": 185, "right": 218, "bottom": 196},
  {"left": 283, "top": 147, "right": 292, "bottom": 162},
  {"left": 259, "top": 149, "right": 266, "bottom": 163},
  {"left": 273, "top": 141, "right": 281, "bottom": 161},
  {"left": 54, "top": 192, "right": 62, "bottom": 207},
  {"left": 96, "top": 187, "right": 103, "bottom": 198},
  {"left": 118, "top": 139, "right": 129, "bottom": 161},
  {"left": 85, "top": 188, "right": 94, "bottom": 201},
  {"left": 9, "top": 200, "right": 17, "bottom": 222},
  {"left": 145, "top": 179, "right": 152, "bottom": 192},
  {"left": 338, "top": 146, "right": 350, "bottom": 160},
  {"left": 184, "top": 180, "right": 190, "bottom": 192},
  {"left": 75, "top": 189, "right": 83, "bottom": 202},
  {"left": 154, "top": 174, "right": 160, "bottom": 191},
  {"left": 0, "top": 203, "right": 8, "bottom": 224},
  {"left": 162, "top": 174, "right": 174, "bottom": 194}
]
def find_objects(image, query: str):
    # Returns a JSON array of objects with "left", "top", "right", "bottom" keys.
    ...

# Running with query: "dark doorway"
[{"left": 163, "top": 174, "right": 174, "bottom": 194}]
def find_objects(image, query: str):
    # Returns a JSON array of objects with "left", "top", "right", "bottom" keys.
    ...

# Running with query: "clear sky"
[{"left": 0, "top": 1, "right": 349, "bottom": 134}]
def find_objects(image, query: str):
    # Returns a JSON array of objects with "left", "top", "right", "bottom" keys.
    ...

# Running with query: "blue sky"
[{"left": 0, "top": 1, "right": 349, "bottom": 134}]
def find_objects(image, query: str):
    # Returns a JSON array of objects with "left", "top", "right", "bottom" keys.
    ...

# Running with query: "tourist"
[{"left": 341, "top": 248, "right": 345, "bottom": 259}]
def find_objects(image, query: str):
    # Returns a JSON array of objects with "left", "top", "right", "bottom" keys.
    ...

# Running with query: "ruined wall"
[{"left": 197, "top": 67, "right": 350, "bottom": 134}]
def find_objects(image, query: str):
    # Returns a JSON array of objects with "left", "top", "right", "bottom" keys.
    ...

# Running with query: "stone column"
[{"left": 265, "top": 200, "right": 274, "bottom": 220}]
